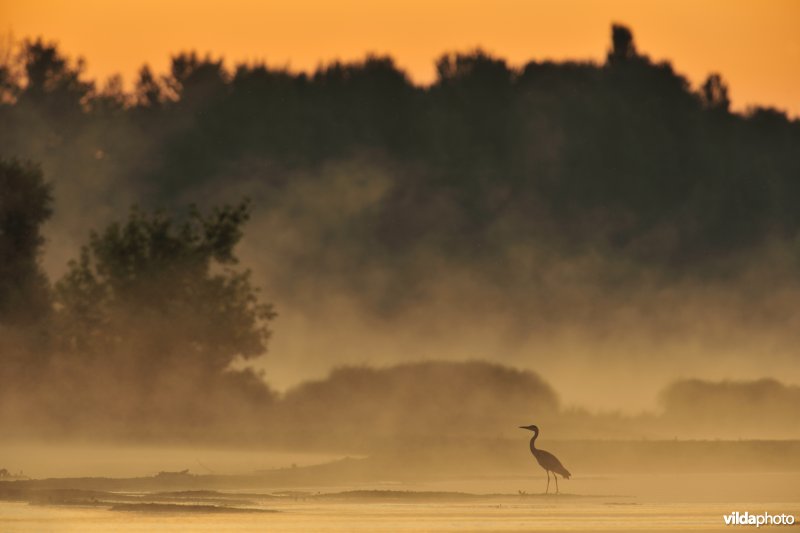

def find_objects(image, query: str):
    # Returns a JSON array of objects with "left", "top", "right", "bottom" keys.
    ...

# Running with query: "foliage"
[
  {"left": 1, "top": 25, "right": 796, "bottom": 292},
  {"left": 55, "top": 203, "right": 276, "bottom": 373},
  {"left": 0, "top": 158, "right": 52, "bottom": 325}
]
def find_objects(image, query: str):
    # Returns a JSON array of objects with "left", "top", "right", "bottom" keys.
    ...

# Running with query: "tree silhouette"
[
  {"left": 0, "top": 159, "right": 52, "bottom": 390},
  {"left": 133, "top": 65, "right": 164, "bottom": 109},
  {"left": 55, "top": 202, "right": 275, "bottom": 368},
  {"left": 0, "top": 158, "right": 52, "bottom": 325},
  {"left": 0, "top": 26, "right": 796, "bottom": 330},
  {"left": 0, "top": 23, "right": 799, "bottom": 438},
  {"left": 18, "top": 38, "right": 93, "bottom": 118},
  {"left": 608, "top": 24, "right": 638, "bottom": 63},
  {"left": 700, "top": 73, "right": 730, "bottom": 111},
  {"left": 1, "top": 24, "right": 797, "bottom": 289},
  {"left": 48, "top": 202, "right": 277, "bottom": 431}
]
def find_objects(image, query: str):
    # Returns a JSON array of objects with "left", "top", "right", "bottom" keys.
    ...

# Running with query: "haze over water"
[{"left": 1, "top": 1, "right": 799, "bottom": 532}]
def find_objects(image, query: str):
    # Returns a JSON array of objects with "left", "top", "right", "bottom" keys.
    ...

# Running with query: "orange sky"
[{"left": 1, "top": 0, "right": 798, "bottom": 116}]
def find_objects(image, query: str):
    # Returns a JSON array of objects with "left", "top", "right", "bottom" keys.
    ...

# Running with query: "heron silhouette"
[{"left": 520, "top": 424, "right": 571, "bottom": 494}]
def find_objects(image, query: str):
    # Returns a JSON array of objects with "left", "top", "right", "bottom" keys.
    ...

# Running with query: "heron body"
[{"left": 521, "top": 424, "right": 570, "bottom": 494}]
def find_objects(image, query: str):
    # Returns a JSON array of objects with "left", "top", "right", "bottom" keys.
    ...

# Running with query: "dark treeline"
[
  {"left": 2, "top": 25, "right": 798, "bottom": 295},
  {"left": 1, "top": 25, "right": 800, "bottom": 443}
]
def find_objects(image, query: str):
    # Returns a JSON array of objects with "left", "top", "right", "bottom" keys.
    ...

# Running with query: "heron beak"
[{"left": 519, "top": 426, "right": 529, "bottom": 430}]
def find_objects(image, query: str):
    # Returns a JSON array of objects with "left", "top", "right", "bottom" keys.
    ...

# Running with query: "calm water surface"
[{"left": 2, "top": 472, "right": 799, "bottom": 533}]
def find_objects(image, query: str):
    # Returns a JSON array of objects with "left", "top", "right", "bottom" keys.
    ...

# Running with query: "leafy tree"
[
  {"left": 0, "top": 158, "right": 52, "bottom": 325},
  {"left": 133, "top": 65, "right": 164, "bottom": 109},
  {"left": 167, "top": 51, "right": 227, "bottom": 106},
  {"left": 700, "top": 73, "right": 730, "bottom": 111},
  {"left": 55, "top": 202, "right": 276, "bottom": 375},
  {"left": 1, "top": 23, "right": 800, "bottom": 438},
  {"left": 1, "top": 24, "right": 798, "bottom": 314},
  {"left": 0, "top": 159, "right": 52, "bottom": 393},
  {"left": 17, "top": 38, "right": 93, "bottom": 117},
  {"left": 608, "top": 23, "right": 638, "bottom": 63}
]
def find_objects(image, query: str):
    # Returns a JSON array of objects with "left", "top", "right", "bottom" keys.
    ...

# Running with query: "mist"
[
  {"left": 1, "top": 25, "right": 799, "bottom": 448},
  {"left": 2, "top": 20, "right": 800, "bottom": 532}
]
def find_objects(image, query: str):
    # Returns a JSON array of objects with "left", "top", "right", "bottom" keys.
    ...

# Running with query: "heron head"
[{"left": 519, "top": 424, "right": 539, "bottom": 432}]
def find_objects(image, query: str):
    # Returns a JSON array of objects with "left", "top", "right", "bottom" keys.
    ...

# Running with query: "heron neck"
[{"left": 530, "top": 428, "right": 539, "bottom": 450}]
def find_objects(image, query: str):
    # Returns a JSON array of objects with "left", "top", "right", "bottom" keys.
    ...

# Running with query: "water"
[
  {"left": 0, "top": 443, "right": 341, "bottom": 478},
  {"left": 2, "top": 473, "right": 798, "bottom": 532},
  {"left": 1, "top": 498, "right": 795, "bottom": 532}
]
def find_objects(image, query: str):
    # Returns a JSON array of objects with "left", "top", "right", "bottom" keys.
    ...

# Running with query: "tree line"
[{"left": 1, "top": 25, "right": 799, "bottom": 438}]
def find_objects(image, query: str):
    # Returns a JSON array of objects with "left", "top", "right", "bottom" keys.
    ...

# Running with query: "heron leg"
[
  {"left": 555, "top": 474, "right": 560, "bottom": 494},
  {"left": 545, "top": 470, "right": 550, "bottom": 494}
]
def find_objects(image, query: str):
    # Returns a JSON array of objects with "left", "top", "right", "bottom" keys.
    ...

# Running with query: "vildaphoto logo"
[{"left": 723, "top": 511, "right": 796, "bottom": 527}]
